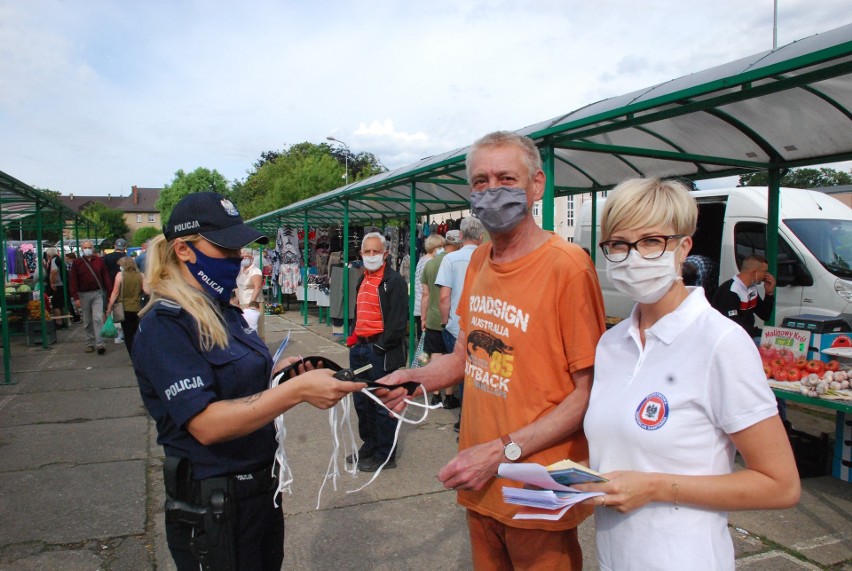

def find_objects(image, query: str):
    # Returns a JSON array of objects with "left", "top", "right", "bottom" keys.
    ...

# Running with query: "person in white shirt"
[
  {"left": 575, "top": 177, "right": 800, "bottom": 571},
  {"left": 242, "top": 301, "right": 261, "bottom": 332}
]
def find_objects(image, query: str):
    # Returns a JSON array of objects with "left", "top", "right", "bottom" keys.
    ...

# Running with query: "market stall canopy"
[
  {"left": 0, "top": 170, "right": 93, "bottom": 231},
  {"left": 250, "top": 23, "right": 852, "bottom": 232}
]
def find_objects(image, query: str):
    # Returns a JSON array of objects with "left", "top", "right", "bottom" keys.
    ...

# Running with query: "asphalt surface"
[{"left": 0, "top": 310, "right": 849, "bottom": 570}]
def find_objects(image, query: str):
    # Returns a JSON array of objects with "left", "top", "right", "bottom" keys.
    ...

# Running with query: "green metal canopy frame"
[
  {"left": 250, "top": 23, "right": 852, "bottom": 354},
  {"left": 1, "top": 169, "right": 99, "bottom": 384}
]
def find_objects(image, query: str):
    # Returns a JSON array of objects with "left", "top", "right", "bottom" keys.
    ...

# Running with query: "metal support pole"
[
  {"left": 0, "top": 212, "right": 15, "bottom": 385},
  {"left": 766, "top": 169, "right": 781, "bottom": 326},
  {"left": 302, "top": 210, "right": 309, "bottom": 326},
  {"left": 409, "top": 181, "right": 417, "bottom": 359},
  {"left": 541, "top": 141, "right": 555, "bottom": 231},
  {"left": 591, "top": 192, "right": 598, "bottom": 265},
  {"left": 35, "top": 199, "right": 50, "bottom": 348},
  {"left": 343, "top": 201, "right": 350, "bottom": 340}
]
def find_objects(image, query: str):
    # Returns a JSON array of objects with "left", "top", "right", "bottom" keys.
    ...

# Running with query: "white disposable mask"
[
  {"left": 607, "top": 249, "right": 681, "bottom": 304},
  {"left": 241, "top": 258, "right": 252, "bottom": 268},
  {"left": 82, "top": 248, "right": 93, "bottom": 257},
  {"left": 362, "top": 254, "right": 384, "bottom": 271}
]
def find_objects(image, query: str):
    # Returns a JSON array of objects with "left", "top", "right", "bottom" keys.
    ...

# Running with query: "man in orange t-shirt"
[{"left": 382, "top": 131, "right": 605, "bottom": 569}]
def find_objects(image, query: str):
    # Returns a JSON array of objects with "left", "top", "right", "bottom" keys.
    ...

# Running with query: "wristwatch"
[{"left": 501, "top": 434, "right": 522, "bottom": 462}]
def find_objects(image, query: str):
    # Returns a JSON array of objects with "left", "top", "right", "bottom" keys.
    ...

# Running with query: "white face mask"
[
  {"left": 362, "top": 254, "right": 385, "bottom": 272},
  {"left": 82, "top": 248, "right": 93, "bottom": 257},
  {"left": 607, "top": 249, "right": 681, "bottom": 304},
  {"left": 241, "top": 258, "right": 252, "bottom": 268}
]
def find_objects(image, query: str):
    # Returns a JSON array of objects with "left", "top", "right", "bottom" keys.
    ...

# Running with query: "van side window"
[{"left": 734, "top": 222, "right": 813, "bottom": 287}]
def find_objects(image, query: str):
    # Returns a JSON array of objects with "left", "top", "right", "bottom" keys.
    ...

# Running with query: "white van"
[{"left": 575, "top": 187, "right": 852, "bottom": 325}]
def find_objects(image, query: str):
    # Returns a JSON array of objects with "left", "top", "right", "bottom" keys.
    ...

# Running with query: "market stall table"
[{"left": 770, "top": 382, "right": 852, "bottom": 483}]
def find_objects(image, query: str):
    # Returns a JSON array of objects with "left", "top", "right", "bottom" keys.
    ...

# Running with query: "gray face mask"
[{"left": 470, "top": 187, "right": 529, "bottom": 235}]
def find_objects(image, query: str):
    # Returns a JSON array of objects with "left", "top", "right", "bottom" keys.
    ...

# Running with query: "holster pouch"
[{"left": 163, "top": 458, "right": 238, "bottom": 571}]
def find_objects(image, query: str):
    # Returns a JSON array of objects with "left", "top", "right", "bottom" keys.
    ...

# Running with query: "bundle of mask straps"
[{"left": 269, "top": 373, "right": 443, "bottom": 509}]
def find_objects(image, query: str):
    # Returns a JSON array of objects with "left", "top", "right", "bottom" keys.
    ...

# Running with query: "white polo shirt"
[{"left": 584, "top": 287, "right": 778, "bottom": 571}]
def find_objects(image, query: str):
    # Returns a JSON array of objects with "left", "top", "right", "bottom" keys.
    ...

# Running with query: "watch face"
[{"left": 504, "top": 442, "right": 522, "bottom": 461}]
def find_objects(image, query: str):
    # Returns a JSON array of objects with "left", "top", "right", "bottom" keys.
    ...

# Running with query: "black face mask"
[{"left": 470, "top": 187, "right": 529, "bottom": 234}]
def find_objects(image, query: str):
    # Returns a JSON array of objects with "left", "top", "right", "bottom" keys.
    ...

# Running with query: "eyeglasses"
[{"left": 599, "top": 235, "right": 685, "bottom": 263}]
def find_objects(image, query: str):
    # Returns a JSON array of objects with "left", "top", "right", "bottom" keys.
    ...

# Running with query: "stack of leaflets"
[{"left": 498, "top": 459, "right": 606, "bottom": 521}]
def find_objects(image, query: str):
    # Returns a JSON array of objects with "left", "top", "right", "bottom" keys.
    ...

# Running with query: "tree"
[
  {"left": 157, "top": 167, "right": 230, "bottom": 224},
  {"left": 232, "top": 142, "right": 388, "bottom": 219},
  {"left": 78, "top": 202, "right": 130, "bottom": 242},
  {"left": 132, "top": 226, "right": 162, "bottom": 246},
  {"left": 738, "top": 167, "right": 852, "bottom": 188}
]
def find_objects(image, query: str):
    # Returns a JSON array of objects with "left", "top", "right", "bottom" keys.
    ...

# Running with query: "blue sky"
[{"left": 1, "top": 0, "right": 850, "bottom": 197}]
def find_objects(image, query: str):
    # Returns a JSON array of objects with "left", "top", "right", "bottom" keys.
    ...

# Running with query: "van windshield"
[{"left": 785, "top": 219, "right": 852, "bottom": 279}]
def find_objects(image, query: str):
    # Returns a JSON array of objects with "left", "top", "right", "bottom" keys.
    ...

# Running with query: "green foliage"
[
  {"left": 738, "top": 167, "right": 852, "bottom": 188},
  {"left": 78, "top": 202, "right": 130, "bottom": 241},
  {"left": 232, "top": 142, "right": 387, "bottom": 219},
  {"left": 132, "top": 226, "right": 162, "bottom": 246},
  {"left": 157, "top": 168, "right": 230, "bottom": 224}
]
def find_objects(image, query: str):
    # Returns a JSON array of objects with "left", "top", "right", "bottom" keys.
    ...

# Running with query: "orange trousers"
[{"left": 466, "top": 510, "right": 583, "bottom": 570}]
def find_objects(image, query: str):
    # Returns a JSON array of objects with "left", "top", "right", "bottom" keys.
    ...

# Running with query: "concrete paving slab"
[
  {"left": 0, "top": 460, "right": 146, "bottom": 544},
  {"left": 0, "top": 416, "right": 148, "bottom": 471},
  {"left": 730, "top": 475, "right": 852, "bottom": 567},
  {"left": 0, "top": 386, "right": 145, "bottom": 427},
  {"left": 0, "top": 366, "right": 139, "bottom": 393},
  {"left": 736, "top": 550, "right": 823, "bottom": 569},
  {"left": 0, "top": 549, "right": 104, "bottom": 571}
]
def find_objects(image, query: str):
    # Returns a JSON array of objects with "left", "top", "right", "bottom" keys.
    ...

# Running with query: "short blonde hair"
[
  {"left": 424, "top": 234, "right": 445, "bottom": 254},
  {"left": 601, "top": 178, "right": 697, "bottom": 241}
]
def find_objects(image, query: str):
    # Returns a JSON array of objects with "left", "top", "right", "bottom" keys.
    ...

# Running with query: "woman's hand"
[
  {"left": 574, "top": 471, "right": 662, "bottom": 514},
  {"left": 290, "top": 369, "right": 365, "bottom": 409}
]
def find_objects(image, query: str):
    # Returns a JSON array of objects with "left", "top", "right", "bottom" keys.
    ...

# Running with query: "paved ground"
[{"left": 0, "top": 310, "right": 849, "bottom": 570}]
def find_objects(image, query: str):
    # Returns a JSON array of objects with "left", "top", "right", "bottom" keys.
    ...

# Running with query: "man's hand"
[
  {"left": 437, "top": 439, "right": 503, "bottom": 491},
  {"left": 376, "top": 369, "right": 418, "bottom": 412},
  {"left": 763, "top": 272, "right": 776, "bottom": 296}
]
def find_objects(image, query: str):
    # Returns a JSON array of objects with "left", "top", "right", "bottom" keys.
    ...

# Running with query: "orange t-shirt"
[{"left": 456, "top": 234, "right": 605, "bottom": 530}]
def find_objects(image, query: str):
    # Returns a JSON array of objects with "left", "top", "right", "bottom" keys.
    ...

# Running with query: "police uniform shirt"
[
  {"left": 132, "top": 299, "right": 275, "bottom": 480},
  {"left": 584, "top": 287, "right": 777, "bottom": 570}
]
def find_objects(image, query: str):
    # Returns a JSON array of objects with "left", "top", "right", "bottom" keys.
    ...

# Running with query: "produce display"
[{"left": 760, "top": 345, "right": 851, "bottom": 398}]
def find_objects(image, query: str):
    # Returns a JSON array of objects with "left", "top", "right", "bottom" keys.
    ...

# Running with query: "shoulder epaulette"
[{"left": 153, "top": 299, "right": 183, "bottom": 316}]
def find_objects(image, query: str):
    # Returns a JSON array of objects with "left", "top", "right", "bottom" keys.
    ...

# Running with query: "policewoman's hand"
[
  {"left": 273, "top": 355, "right": 318, "bottom": 377},
  {"left": 291, "top": 368, "right": 366, "bottom": 410}
]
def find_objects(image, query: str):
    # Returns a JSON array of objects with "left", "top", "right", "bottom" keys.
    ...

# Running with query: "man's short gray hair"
[
  {"left": 361, "top": 231, "right": 388, "bottom": 252},
  {"left": 460, "top": 217, "right": 484, "bottom": 241},
  {"left": 466, "top": 131, "right": 542, "bottom": 184}
]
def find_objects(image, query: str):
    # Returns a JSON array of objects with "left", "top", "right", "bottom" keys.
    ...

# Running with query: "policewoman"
[{"left": 132, "top": 192, "right": 364, "bottom": 570}]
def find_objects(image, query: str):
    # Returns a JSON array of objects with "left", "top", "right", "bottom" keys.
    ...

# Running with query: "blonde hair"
[
  {"left": 140, "top": 234, "right": 229, "bottom": 350},
  {"left": 424, "top": 234, "right": 445, "bottom": 254},
  {"left": 119, "top": 256, "right": 139, "bottom": 273},
  {"left": 601, "top": 178, "right": 697, "bottom": 241}
]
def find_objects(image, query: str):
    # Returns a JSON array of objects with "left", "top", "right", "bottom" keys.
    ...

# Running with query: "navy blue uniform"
[{"left": 133, "top": 299, "right": 283, "bottom": 570}]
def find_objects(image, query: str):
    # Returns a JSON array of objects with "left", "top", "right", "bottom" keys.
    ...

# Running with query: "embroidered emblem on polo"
[
  {"left": 635, "top": 392, "right": 669, "bottom": 430},
  {"left": 220, "top": 198, "right": 240, "bottom": 216}
]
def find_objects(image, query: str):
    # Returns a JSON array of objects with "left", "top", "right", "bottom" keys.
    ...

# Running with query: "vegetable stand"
[{"left": 771, "top": 385, "right": 852, "bottom": 483}]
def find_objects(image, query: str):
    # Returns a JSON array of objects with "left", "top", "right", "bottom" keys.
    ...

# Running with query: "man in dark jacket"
[
  {"left": 347, "top": 231, "right": 408, "bottom": 472},
  {"left": 711, "top": 254, "right": 776, "bottom": 340},
  {"left": 69, "top": 240, "right": 114, "bottom": 354}
]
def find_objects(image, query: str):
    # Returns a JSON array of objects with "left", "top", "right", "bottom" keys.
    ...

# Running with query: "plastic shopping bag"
[
  {"left": 101, "top": 314, "right": 118, "bottom": 338},
  {"left": 409, "top": 335, "right": 428, "bottom": 369}
]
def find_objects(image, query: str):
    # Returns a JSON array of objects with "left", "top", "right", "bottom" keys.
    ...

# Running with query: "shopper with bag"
[
  {"left": 107, "top": 256, "right": 146, "bottom": 356},
  {"left": 69, "top": 240, "right": 113, "bottom": 355}
]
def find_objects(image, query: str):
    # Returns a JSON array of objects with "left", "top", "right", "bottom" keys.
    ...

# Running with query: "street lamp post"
[{"left": 326, "top": 136, "right": 350, "bottom": 186}]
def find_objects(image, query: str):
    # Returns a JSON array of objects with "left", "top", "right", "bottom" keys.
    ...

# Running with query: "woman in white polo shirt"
[{"left": 576, "top": 178, "right": 800, "bottom": 570}]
